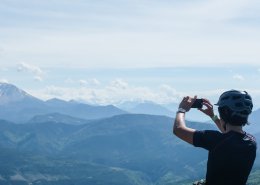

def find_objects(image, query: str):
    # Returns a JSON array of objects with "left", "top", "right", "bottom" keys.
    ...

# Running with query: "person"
[{"left": 173, "top": 90, "right": 257, "bottom": 185}]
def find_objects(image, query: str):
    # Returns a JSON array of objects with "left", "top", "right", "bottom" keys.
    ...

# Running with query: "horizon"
[
  {"left": 0, "top": 68, "right": 260, "bottom": 110},
  {"left": 1, "top": 80, "right": 259, "bottom": 123}
]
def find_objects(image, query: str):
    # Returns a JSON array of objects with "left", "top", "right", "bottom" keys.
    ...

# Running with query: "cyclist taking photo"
[{"left": 173, "top": 90, "right": 257, "bottom": 185}]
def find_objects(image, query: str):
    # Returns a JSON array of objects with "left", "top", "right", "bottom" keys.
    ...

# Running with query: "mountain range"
[
  {"left": 0, "top": 83, "right": 202, "bottom": 123},
  {"left": 119, "top": 101, "right": 175, "bottom": 117},
  {"left": 0, "top": 82, "right": 259, "bottom": 185},
  {"left": 0, "top": 83, "right": 126, "bottom": 123},
  {"left": 3, "top": 82, "right": 258, "bottom": 124},
  {"left": 0, "top": 115, "right": 215, "bottom": 184},
  {"left": 0, "top": 113, "right": 259, "bottom": 185}
]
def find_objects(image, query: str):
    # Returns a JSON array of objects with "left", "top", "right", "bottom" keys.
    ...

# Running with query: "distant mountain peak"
[
  {"left": 0, "top": 82, "right": 37, "bottom": 105},
  {"left": 46, "top": 98, "right": 68, "bottom": 103}
]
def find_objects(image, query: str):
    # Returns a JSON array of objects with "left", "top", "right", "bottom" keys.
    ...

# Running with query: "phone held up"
[{"left": 191, "top": 99, "right": 203, "bottom": 109}]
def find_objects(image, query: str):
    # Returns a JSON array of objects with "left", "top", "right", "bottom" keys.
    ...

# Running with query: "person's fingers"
[
  {"left": 203, "top": 104, "right": 212, "bottom": 109},
  {"left": 198, "top": 108, "right": 204, "bottom": 113},
  {"left": 199, "top": 107, "right": 207, "bottom": 112},
  {"left": 181, "top": 96, "right": 187, "bottom": 103},
  {"left": 203, "top": 101, "right": 213, "bottom": 109},
  {"left": 202, "top": 98, "right": 213, "bottom": 105},
  {"left": 182, "top": 96, "right": 188, "bottom": 102},
  {"left": 202, "top": 98, "right": 210, "bottom": 103},
  {"left": 190, "top": 95, "right": 197, "bottom": 104}
]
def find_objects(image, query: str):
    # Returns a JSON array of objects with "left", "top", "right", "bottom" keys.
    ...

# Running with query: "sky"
[{"left": 0, "top": 0, "right": 260, "bottom": 108}]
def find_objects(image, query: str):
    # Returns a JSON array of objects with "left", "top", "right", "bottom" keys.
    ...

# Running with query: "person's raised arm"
[
  {"left": 173, "top": 96, "right": 196, "bottom": 145},
  {"left": 198, "top": 99, "right": 225, "bottom": 133}
]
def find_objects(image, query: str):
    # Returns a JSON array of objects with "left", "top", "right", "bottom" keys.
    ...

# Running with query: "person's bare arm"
[
  {"left": 173, "top": 96, "right": 196, "bottom": 145},
  {"left": 199, "top": 99, "right": 225, "bottom": 133},
  {"left": 173, "top": 112, "right": 196, "bottom": 145}
]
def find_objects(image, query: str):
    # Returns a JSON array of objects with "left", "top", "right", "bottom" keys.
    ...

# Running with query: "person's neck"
[{"left": 225, "top": 124, "right": 244, "bottom": 134}]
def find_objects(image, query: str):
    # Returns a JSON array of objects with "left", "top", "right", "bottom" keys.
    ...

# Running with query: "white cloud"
[
  {"left": 29, "top": 81, "right": 181, "bottom": 105},
  {"left": 17, "top": 62, "right": 44, "bottom": 81},
  {"left": 159, "top": 84, "right": 177, "bottom": 95},
  {"left": 90, "top": 78, "right": 100, "bottom": 86},
  {"left": 158, "top": 84, "right": 180, "bottom": 103},
  {"left": 79, "top": 80, "right": 88, "bottom": 86},
  {"left": 0, "top": 78, "right": 9, "bottom": 83},
  {"left": 79, "top": 79, "right": 100, "bottom": 86},
  {"left": 109, "top": 79, "right": 128, "bottom": 90},
  {"left": 17, "top": 62, "right": 43, "bottom": 75},
  {"left": 28, "top": 82, "right": 260, "bottom": 108},
  {"left": 233, "top": 74, "right": 245, "bottom": 81},
  {"left": 34, "top": 76, "right": 43, "bottom": 82}
]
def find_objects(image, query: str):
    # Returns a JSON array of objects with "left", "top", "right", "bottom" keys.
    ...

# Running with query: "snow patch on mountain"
[{"left": 0, "top": 83, "right": 35, "bottom": 104}]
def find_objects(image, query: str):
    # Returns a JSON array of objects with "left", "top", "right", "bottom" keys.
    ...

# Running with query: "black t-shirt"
[{"left": 193, "top": 130, "right": 257, "bottom": 185}]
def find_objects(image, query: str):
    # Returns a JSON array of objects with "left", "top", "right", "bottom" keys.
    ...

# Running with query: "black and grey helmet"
[{"left": 215, "top": 90, "right": 253, "bottom": 118}]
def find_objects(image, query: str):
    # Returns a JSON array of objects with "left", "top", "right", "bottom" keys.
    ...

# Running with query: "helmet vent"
[
  {"left": 241, "top": 110, "right": 249, "bottom": 115},
  {"left": 233, "top": 95, "right": 241, "bottom": 100},
  {"left": 235, "top": 102, "right": 243, "bottom": 107},
  {"left": 222, "top": 96, "right": 229, "bottom": 100}
]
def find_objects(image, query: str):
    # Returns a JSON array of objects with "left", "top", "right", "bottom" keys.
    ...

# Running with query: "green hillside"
[{"left": 0, "top": 114, "right": 258, "bottom": 185}]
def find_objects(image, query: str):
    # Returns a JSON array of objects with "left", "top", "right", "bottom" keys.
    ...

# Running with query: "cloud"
[
  {"left": 79, "top": 79, "right": 100, "bottom": 86},
  {"left": 28, "top": 80, "right": 249, "bottom": 107},
  {"left": 233, "top": 74, "right": 245, "bottom": 81},
  {"left": 90, "top": 78, "right": 100, "bottom": 86},
  {"left": 158, "top": 84, "right": 180, "bottom": 103},
  {"left": 109, "top": 79, "right": 128, "bottom": 89},
  {"left": 0, "top": 78, "right": 9, "bottom": 83},
  {"left": 17, "top": 62, "right": 44, "bottom": 81},
  {"left": 34, "top": 76, "right": 43, "bottom": 82},
  {"left": 17, "top": 62, "right": 43, "bottom": 75},
  {"left": 79, "top": 80, "right": 88, "bottom": 86},
  {"left": 28, "top": 80, "right": 182, "bottom": 105}
]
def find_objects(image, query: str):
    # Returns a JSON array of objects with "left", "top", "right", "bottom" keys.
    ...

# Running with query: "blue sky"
[{"left": 0, "top": 0, "right": 260, "bottom": 108}]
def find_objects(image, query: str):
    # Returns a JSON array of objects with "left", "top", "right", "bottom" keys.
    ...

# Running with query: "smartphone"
[{"left": 191, "top": 99, "right": 203, "bottom": 108}]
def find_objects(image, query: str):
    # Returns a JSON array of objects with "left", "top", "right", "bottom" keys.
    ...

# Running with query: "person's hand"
[
  {"left": 178, "top": 96, "right": 197, "bottom": 112},
  {"left": 198, "top": 98, "right": 214, "bottom": 118}
]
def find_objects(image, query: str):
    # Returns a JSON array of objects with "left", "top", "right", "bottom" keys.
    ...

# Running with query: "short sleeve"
[{"left": 193, "top": 130, "right": 222, "bottom": 151}]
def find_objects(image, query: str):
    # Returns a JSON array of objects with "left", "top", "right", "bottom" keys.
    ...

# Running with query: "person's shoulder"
[
  {"left": 205, "top": 130, "right": 221, "bottom": 134},
  {"left": 200, "top": 130, "right": 222, "bottom": 135},
  {"left": 193, "top": 130, "right": 224, "bottom": 149},
  {"left": 244, "top": 132, "right": 257, "bottom": 144},
  {"left": 195, "top": 130, "right": 223, "bottom": 138}
]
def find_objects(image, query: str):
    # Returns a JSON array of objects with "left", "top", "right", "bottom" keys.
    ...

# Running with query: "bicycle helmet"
[{"left": 215, "top": 90, "right": 253, "bottom": 118}]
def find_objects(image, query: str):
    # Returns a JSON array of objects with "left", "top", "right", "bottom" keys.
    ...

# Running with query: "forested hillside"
[{"left": 0, "top": 114, "right": 259, "bottom": 185}]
